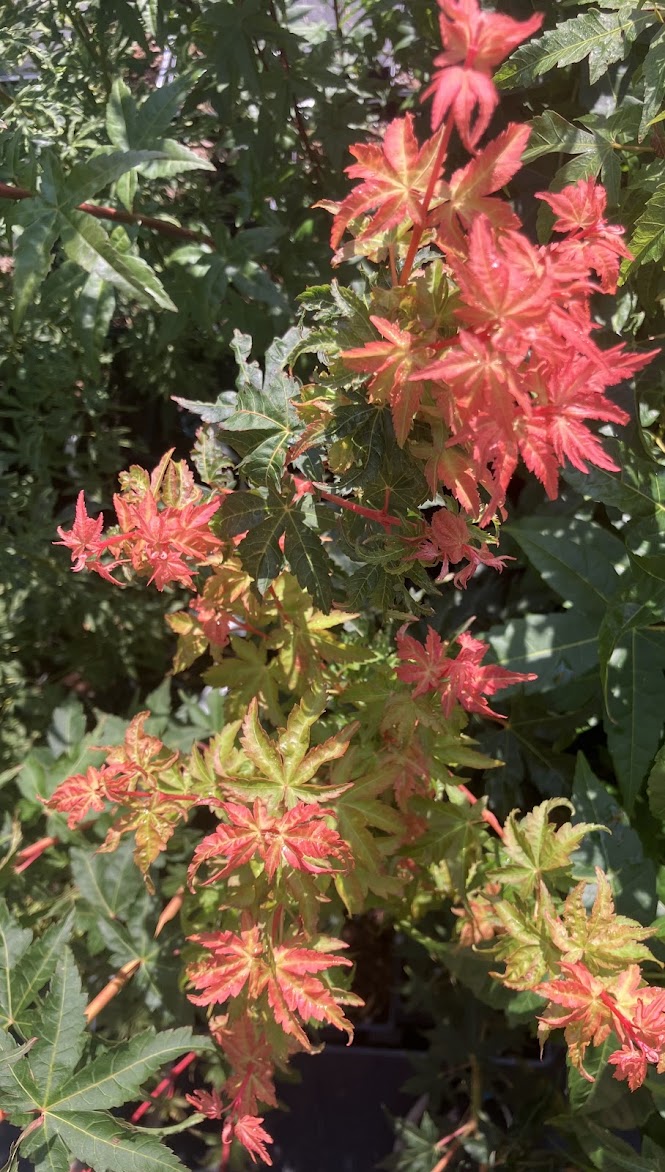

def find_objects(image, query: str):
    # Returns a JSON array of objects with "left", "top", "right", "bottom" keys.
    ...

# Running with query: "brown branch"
[
  {"left": 0, "top": 182, "right": 215, "bottom": 248},
  {"left": 85, "top": 958, "right": 143, "bottom": 1022}
]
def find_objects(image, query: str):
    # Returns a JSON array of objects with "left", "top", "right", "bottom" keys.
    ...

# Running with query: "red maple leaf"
[
  {"left": 46, "top": 765, "right": 114, "bottom": 828},
  {"left": 451, "top": 216, "right": 552, "bottom": 342},
  {"left": 54, "top": 491, "right": 105, "bottom": 572},
  {"left": 188, "top": 799, "right": 351, "bottom": 887},
  {"left": 325, "top": 115, "right": 447, "bottom": 251},
  {"left": 231, "top": 1115, "right": 273, "bottom": 1166},
  {"left": 538, "top": 178, "right": 633, "bottom": 292},
  {"left": 435, "top": 123, "right": 530, "bottom": 252},
  {"left": 395, "top": 625, "right": 450, "bottom": 699},
  {"left": 115, "top": 491, "right": 222, "bottom": 590},
  {"left": 397, "top": 625, "right": 535, "bottom": 719},
  {"left": 185, "top": 1088, "right": 225, "bottom": 1120},
  {"left": 341, "top": 316, "right": 437, "bottom": 446},
  {"left": 267, "top": 939, "right": 355, "bottom": 1047},
  {"left": 212, "top": 1016, "right": 278, "bottom": 1115},
  {"left": 415, "top": 507, "right": 510, "bottom": 587},
  {"left": 422, "top": 0, "right": 542, "bottom": 147},
  {"left": 187, "top": 925, "right": 265, "bottom": 1008}
]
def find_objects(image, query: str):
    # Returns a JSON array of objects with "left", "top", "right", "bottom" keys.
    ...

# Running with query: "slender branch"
[
  {"left": 0, "top": 182, "right": 214, "bottom": 248},
  {"left": 154, "top": 887, "right": 185, "bottom": 937},
  {"left": 266, "top": 1, "right": 324, "bottom": 179},
  {"left": 130, "top": 1051, "right": 197, "bottom": 1123},
  {"left": 84, "top": 958, "right": 143, "bottom": 1022}
]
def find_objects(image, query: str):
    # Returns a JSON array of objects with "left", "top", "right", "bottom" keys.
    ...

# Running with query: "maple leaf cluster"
[
  {"left": 45, "top": 711, "right": 192, "bottom": 879},
  {"left": 396, "top": 624, "right": 536, "bottom": 720},
  {"left": 537, "top": 961, "right": 665, "bottom": 1091},
  {"left": 331, "top": 0, "right": 656, "bottom": 524},
  {"left": 55, "top": 450, "right": 222, "bottom": 590}
]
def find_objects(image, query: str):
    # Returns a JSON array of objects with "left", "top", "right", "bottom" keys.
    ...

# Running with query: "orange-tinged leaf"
[
  {"left": 188, "top": 799, "right": 351, "bottom": 887},
  {"left": 267, "top": 940, "right": 357, "bottom": 1047},
  {"left": 324, "top": 115, "right": 448, "bottom": 250},
  {"left": 341, "top": 316, "right": 435, "bottom": 447}
]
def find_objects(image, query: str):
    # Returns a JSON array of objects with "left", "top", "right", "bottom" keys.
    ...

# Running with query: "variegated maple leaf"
[
  {"left": 547, "top": 870, "right": 655, "bottom": 973},
  {"left": 496, "top": 799, "right": 600, "bottom": 899},
  {"left": 102, "top": 711, "right": 181, "bottom": 796},
  {"left": 45, "top": 764, "right": 114, "bottom": 828},
  {"left": 341, "top": 316, "right": 437, "bottom": 446},
  {"left": 188, "top": 799, "right": 351, "bottom": 887},
  {"left": 187, "top": 925, "right": 359, "bottom": 1048},
  {"left": 323, "top": 115, "right": 447, "bottom": 251}
]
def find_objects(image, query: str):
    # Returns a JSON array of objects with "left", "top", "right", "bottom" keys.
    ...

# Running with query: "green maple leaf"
[
  {"left": 491, "top": 799, "right": 601, "bottom": 899},
  {"left": 493, "top": 888, "right": 561, "bottom": 990},
  {"left": 0, "top": 909, "right": 209, "bottom": 1172},
  {"left": 332, "top": 753, "right": 404, "bottom": 913},
  {"left": 549, "top": 871, "right": 654, "bottom": 974},
  {"left": 222, "top": 692, "right": 356, "bottom": 806},
  {"left": 217, "top": 488, "right": 334, "bottom": 612}
]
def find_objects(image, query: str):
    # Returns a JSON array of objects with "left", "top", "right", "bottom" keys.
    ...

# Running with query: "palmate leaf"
[
  {"left": 487, "top": 611, "right": 599, "bottom": 693},
  {"left": 221, "top": 330, "right": 300, "bottom": 488},
  {"left": 506, "top": 516, "right": 625, "bottom": 618},
  {"left": 59, "top": 212, "right": 176, "bottom": 311},
  {"left": 226, "top": 694, "right": 355, "bottom": 807},
  {"left": 497, "top": 6, "right": 649, "bottom": 90},
  {"left": 623, "top": 187, "right": 665, "bottom": 272},
  {"left": 492, "top": 799, "right": 600, "bottom": 900},
  {"left": 0, "top": 926, "right": 209, "bottom": 1172},
  {"left": 217, "top": 488, "right": 334, "bottom": 612}
]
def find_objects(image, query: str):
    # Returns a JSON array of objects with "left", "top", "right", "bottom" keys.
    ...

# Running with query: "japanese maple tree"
[{"left": 25, "top": 0, "right": 662, "bottom": 1167}]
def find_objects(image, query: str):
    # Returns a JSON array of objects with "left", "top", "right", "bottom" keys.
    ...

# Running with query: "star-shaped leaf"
[{"left": 0, "top": 916, "right": 209, "bottom": 1172}]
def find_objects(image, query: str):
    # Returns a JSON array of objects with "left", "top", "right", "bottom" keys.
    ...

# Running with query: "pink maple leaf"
[{"left": 422, "top": 0, "right": 543, "bottom": 147}]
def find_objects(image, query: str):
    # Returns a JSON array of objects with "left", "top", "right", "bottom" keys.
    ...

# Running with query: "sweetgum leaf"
[
  {"left": 563, "top": 442, "right": 665, "bottom": 519},
  {"left": 11, "top": 203, "right": 59, "bottom": 328},
  {"left": 488, "top": 611, "right": 599, "bottom": 693},
  {"left": 648, "top": 743, "right": 665, "bottom": 822},
  {"left": 24, "top": 951, "right": 87, "bottom": 1103},
  {"left": 0, "top": 918, "right": 208, "bottom": 1172},
  {"left": 603, "top": 628, "right": 665, "bottom": 813},
  {"left": 51, "top": 1028, "right": 208, "bottom": 1111},
  {"left": 59, "top": 211, "right": 175, "bottom": 310},
  {"left": 8, "top": 913, "right": 75, "bottom": 1035},
  {"left": 640, "top": 28, "right": 665, "bottom": 139},
  {"left": 625, "top": 185, "right": 665, "bottom": 272}
]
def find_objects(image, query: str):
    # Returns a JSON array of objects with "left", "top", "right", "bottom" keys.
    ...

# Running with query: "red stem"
[
  {"left": 457, "top": 783, "right": 504, "bottom": 840},
  {"left": 292, "top": 475, "right": 401, "bottom": 531},
  {"left": 130, "top": 1051, "right": 197, "bottom": 1123},
  {"left": 400, "top": 120, "right": 453, "bottom": 286}
]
